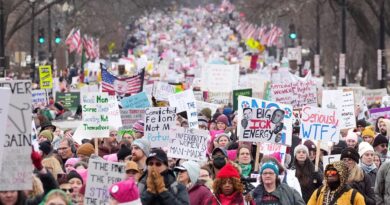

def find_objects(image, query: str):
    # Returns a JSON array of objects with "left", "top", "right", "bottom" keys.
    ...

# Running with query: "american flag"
[
  {"left": 65, "top": 28, "right": 81, "bottom": 53},
  {"left": 101, "top": 64, "right": 144, "bottom": 96}
]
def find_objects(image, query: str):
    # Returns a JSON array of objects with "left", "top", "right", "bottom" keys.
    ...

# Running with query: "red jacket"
[
  {"left": 189, "top": 183, "right": 212, "bottom": 205},
  {"left": 204, "top": 192, "right": 255, "bottom": 205}
]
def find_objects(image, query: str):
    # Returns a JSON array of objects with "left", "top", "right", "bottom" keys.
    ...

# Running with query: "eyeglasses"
[
  {"left": 326, "top": 170, "right": 338, "bottom": 176},
  {"left": 61, "top": 188, "right": 73, "bottom": 193},
  {"left": 148, "top": 161, "right": 162, "bottom": 167},
  {"left": 110, "top": 133, "right": 117, "bottom": 137},
  {"left": 261, "top": 172, "right": 275, "bottom": 176}
]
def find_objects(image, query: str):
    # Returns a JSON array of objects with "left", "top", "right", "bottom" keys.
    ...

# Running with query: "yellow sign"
[{"left": 39, "top": 65, "right": 53, "bottom": 89}]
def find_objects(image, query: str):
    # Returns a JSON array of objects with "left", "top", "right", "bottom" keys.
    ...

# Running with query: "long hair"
[
  {"left": 212, "top": 177, "right": 243, "bottom": 195},
  {"left": 0, "top": 191, "right": 26, "bottom": 205},
  {"left": 294, "top": 157, "right": 315, "bottom": 187},
  {"left": 347, "top": 164, "right": 364, "bottom": 183}
]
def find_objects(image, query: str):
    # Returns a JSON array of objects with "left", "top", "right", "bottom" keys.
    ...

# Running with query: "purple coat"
[{"left": 188, "top": 183, "right": 212, "bottom": 205}]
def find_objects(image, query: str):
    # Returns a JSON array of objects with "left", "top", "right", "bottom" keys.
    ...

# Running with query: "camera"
[{"left": 240, "top": 176, "right": 256, "bottom": 194}]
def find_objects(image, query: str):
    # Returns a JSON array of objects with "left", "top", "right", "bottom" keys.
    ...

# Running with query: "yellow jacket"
[{"left": 307, "top": 187, "right": 366, "bottom": 205}]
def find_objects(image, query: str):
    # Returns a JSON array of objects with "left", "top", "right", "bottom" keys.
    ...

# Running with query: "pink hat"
[
  {"left": 216, "top": 114, "right": 229, "bottom": 126},
  {"left": 103, "top": 153, "right": 118, "bottom": 162},
  {"left": 210, "top": 130, "right": 225, "bottom": 142},
  {"left": 76, "top": 168, "right": 88, "bottom": 184},
  {"left": 227, "top": 150, "right": 237, "bottom": 161},
  {"left": 65, "top": 158, "right": 80, "bottom": 167},
  {"left": 109, "top": 179, "right": 141, "bottom": 204},
  {"left": 132, "top": 120, "right": 144, "bottom": 133},
  {"left": 268, "top": 152, "right": 282, "bottom": 164}
]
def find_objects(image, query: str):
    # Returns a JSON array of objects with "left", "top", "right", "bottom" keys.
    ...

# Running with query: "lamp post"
[
  {"left": 340, "top": 0, "right": 347, "bottom": 86},
  {"left": 379, "top": 0, "right": 387, "bottom": 88},
  {"left": 30, "top": 0, "right": 36, "bottom": 82}
]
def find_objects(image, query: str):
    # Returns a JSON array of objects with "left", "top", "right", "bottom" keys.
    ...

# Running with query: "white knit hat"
[
  {"left": 294, "top": 144, "right": 309, "bottom": 157},
  {"left": 358, "top": 142, "right": 374, "bottom": 157},
  {"left": 345, "top": 129, "right": 358, "bottom": 142}
]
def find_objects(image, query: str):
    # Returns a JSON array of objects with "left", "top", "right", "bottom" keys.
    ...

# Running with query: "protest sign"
[
  {"left": 382, "top": 96, "right": 390, "bottom": 107},
  {"left": 196, "top": 101, "right": 221, "bottom": 115},
  {"left": 237, "top": 96, "right": 293, "bottom": 146},
  {"left": 168, "top": 127, "right": 209, "bottom": 162},
  {"left": 152, "top": 81, "right": 176, "bottom": 101},
  {"left": 81, "top": 92, "right": 110, "bottom": 138},
  {"left": 56, "top": 92, "right": 80, "bottom": 112},
  {"left": 207, "top": 92, "right": 231, "bottom": 105},
  {"left": 32, "top": 89, "right": 47, "bottom": 108},
  {"left": 0, "top": 80, "right": 32, "bottom": 190},
  {"left": 201, "top": 64, "right": 239, "bottom": 92},
  {"left": 233, "top": 89, "right": 252, "bottom": 110},
  {"left": 270, "top": 72, "right": 317, "bottom": 109},
  {"left": 85, "top": 158, "right": 125, "bottom": 205},
  {"left": 322, "top": 90, "right": 356, "bottom": 129},
  {"left": 120, "top": 92, "right": 150, "bottom": 108},
  {"left": 323, "top": 155, "right": 341, "bottom": 171},
  {"left": 300, "top": 106, "right": 340, "bottom": 142},
  {"left": 144, "top": 107, "right": 176, "bottom": 147},
  {"left": 120, "top": 109, "right": 145, "bottom": 129},
  {"left": 39, "top": 65, "right": 53, "bottom": 89},
  {"left": 107, "top": 96, "right": 122, "bottom": 129},
  {"left": 80, "top": 84, "right": 100, "bottom": 93},
  {"left": 259, "top": 142, "right": 287, "bottom": 164},
  {"left": 238, "top": 73, "right": 268, "bottom": 99},
  {"left": 369, "top": 107, "right": 390, "bottom": 124},
  {"left": 0, "top": 88, "right": 10, "bottom": 175},
  {"left": 364, "top": 88, "right": 387, "bottom": 105},
  {"left": 168, "top": 90, "right": 198, "bottom": 128}
]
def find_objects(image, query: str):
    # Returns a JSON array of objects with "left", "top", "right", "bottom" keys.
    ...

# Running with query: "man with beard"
[
  {"left": 378, "top": 118, "right": 390, "bottom": 137},
  {"left": 131, "top": 138, "right": 150, "bottom": 174},
  {"left": 373, "top": 134, "right": 389, "bottom": 162},
  {"left": 307, "top": 161, "right": 365, "bottom": 205},
  {"left": 98, "top": 132, "right": 119, "bottom": 157}
]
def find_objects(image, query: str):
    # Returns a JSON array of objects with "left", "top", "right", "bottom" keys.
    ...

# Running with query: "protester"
[
  {"left": 76, "top": 143, "right": 95, "bottom": 161},
  {"left": 358, "top": 142, "right": 377, "bottom": 192},
  {"left": 132, "top": 120, "right": 145, "bottom": 139},
  {"left": 361, "top": 126, "right": 375, "bottom": 144},
  {"left": 375, "top": 161, "right": 390, "bottom": 205},
  {"left": 308, "top": 161, "right": 365, "bottom": 205},
  {"left": 109, "top": 179, "right": 141, "bottom": 205},
  {"left": 214, "top": 132, "right": 231, "bottom": 149},
  {"left": 199, "top": 166, "right": 214, "bottom": 191},
  {"left": 57, "top": 138, "right": 77, "bottom": 170},
  {"left": 125, "top": 161, "right": 140, "bottom": 182},
  {"left": 208, "top": 147, "right": 229, "bottom": 179},
  {"left": 67, "top": 170, "right": 84, "bottom": 204},
  {"left": 236, "top": 145, "right": 253, "bottom": 177},
  {"left": 39, "top": 189, "right": 72, "bottom": 205},
  {"left": 345, "top": 130, "right": 358, "bottom": 150},
  {"left": 98, "top": 135, "right": 119, "bottom": 157},
  {"left": 216, "top": 114, "right": 229, "bottom": 131},
  {"left": 131, "top": 138, "right": 150, "bottom": 173},
  {"left": 0, "top": 191, "right": 27, "bottom": 205},
  {"left": 378, "top": 118, "right": 390, "bottom": 136},
  {"left": 374, "top": 152, "right": 382, "bottom": 169},
  {"left": 38, "top": 130, "right": 54, "bottom": 143},
  {"left": 341, "top": 147, "right": 375, "bottom": 205},
  {"left": 372, "top": 134, "right": 389, "bottom": 162},
  {"left": 116, "top": 143, "right": 132, "bottom": 162}
]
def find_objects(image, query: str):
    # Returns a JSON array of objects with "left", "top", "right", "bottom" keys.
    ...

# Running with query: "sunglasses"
[
  {"left": 148, "top": 161, "right": 162, "bottom": 167},
  {"left": 61, "top": 188, "right": 73, "bottom": 193},
  {"left": 326, "top": 170, "right": 338, "bottom": 176}
]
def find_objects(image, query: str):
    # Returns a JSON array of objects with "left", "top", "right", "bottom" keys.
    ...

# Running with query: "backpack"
[{"left": 315, "top": 185, "right": 357, "bottom": 205}]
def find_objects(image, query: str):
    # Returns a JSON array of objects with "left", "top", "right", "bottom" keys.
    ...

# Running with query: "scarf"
[
  {"left": 239, "top": 164, "right": 252, "bottom": 177},
  {"left": 360, "top": 162, "right": 376, "bottom": 173}
]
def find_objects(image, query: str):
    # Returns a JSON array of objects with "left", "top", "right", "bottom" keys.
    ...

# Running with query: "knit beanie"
[
  {"left": 117, "top": 144, "right": 131, "bottom": 161},
  {"left": 216, "top": 114, "right": 229, "bottom": 126},
  {"left": 200, "top": 108, "right": 212, "bottom": 121},
  {"left": 340, "top": 148, "right": 360, "bottom": 164},
  {"left": 373, "top": 134, "right": 389, "bottom": 148},
  {"left": 39, "top": 140, "right": 52, "bottom": 155},
  {"left": 345, "top": 129, "right": 358, "bottom": 142},
  {"left": 67, "top": 170, "right": 83, "bottom": 184},
  {"left": 260, "top": 161, "right": 279, "bottom": 175},
  {"left": 303, "top": 140, "right": 316, "bottom": 152},
  {"left": 103, "top": 153, "right": 118, "bottom": 162},
  {"left": 175, "top": 161, "right": 200, "bottom": 184},
  {"left": 132, "top": 138, "right": 151, "bottom": 157},
  {"left": 216, "top": 163, "right": 240, "bottom": 179},
  {"left": 76, "top": 143, "right": 95, "bottom": 157},
  {"left": 109, "top": 179, "right": 141, "bottom": 204},
  {"left": 358, "top": 142, "right": 374, "bottom": 157},
  {"left": 65, "top": 158, "right": 79, "bottom": 168},
  {"left": 294, "top": 144, "right": 309, "bottom": 157},
  {"left": 39, "top": 130, "right": 54, "bottom": 142},
  {"left": 133, "top": 120, "right": 144, "bottom": 133},
  {"left": 361, "top": 127, "right": 375, "bottom": 138}
]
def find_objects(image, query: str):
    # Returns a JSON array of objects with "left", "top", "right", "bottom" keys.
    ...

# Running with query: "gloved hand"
[
  {"left": 146, "top": 168, "right": 157, "bottom": 194},
  {"left": 31, "top": 149, "right": 43, "bottom": 171},
  {"left": 153, "top": 169, "right": 167, "bottom": 193}
]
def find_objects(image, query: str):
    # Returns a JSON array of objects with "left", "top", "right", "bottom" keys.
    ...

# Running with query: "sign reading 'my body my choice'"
[
  {"left": 82, "top": 92, "right": 110, "bottom": 138},
  {"left": 144, "top": 107, "right": 176, "bottom": 147}
]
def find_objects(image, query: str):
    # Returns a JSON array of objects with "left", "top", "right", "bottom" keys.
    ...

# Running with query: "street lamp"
[{"left": 30, "top": 0, "right": 36, "bottom": 82}]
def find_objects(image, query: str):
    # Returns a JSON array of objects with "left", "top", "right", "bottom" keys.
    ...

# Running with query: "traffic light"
[
  {"left": 38, "top": 28, "right": 45, "bottom": 44},
  {"left": 289, "top": 24, "right": 297, "bottom": 40},
  {"left": 55, "top": 28, "right": 61, "bottom": 44}
]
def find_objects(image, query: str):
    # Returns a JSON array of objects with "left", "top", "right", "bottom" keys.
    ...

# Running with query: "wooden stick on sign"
[
  {"left": 314, "top": 140, "right": 321, "bottom": 172},
  {"left": 94, "top": 138, "right": 99, "bottom": 155},
  {"left": 254, "top": 142, "right": 261, "bottom": 172}
]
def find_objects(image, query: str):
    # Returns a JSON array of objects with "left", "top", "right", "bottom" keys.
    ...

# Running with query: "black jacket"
[
  {"left": 349, "top": 172, "right": 375, "bottom": 205},
  {"left": 138, "top": 169, "right": 189, "bottom": 205}
]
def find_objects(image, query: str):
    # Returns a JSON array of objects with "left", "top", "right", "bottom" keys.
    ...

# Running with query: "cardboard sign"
[
  {"left": 84, "top": 159, "right": 125, "bottom": 205},
  {"left": 233, "top": 89, "right": 252, "bottom": 110},
  {"left": 322, "top": 90, "right": 356, "bottom": 129},
  {"left": 0, "top": 88, "right": 10, "bottom": 175},
  {"left": 168, "top": 90, "right": 198, "bottom": 128},
  {"left": 300, "top": 106, "right": 340, "bottom": 142},
  {"left": 32, "top": 90, "right": 47, "bottom": 108},
  {"left": 237, "top": 96, "right": 293, "bottom": 145},
  {"left": 201, "top": 64, "right": 239, "bottom": 92},
  {"left": 107, "top": 96, "right": 122, "bottom": 129},
  {"left": 152, "top": 82, "right": 176, "bottom": 101},
  {"left": 168, "top": 127, "right": 209, "bottom": 161},
  {"left": 120, "top": 92, "right": 150, "bottom": 108},
  {"left": 323, "top": 154, "right": 341, "bottom": 171},
  {"left": 39, "top": 65, "right": 53, "bottom": 89},
  {"left": 207, "top": 92, "right": 232, "bottom": 105},
  {"left": 259, "top": 142, "right": 287, "bottom": 165},
  {"left": 81, "top": 92, "right": 110, "bottom": 138},
  {"left": 144, "top": 107, "right": 176, "bottom": 147},
  {"left": 369, "top": 107, "right": 390, "bottom": 124},
  {"left": 0, "top": 80, "right": 32, "bottom": 190},
  {"left": 56, "top": 92, "right": 80, "bottom": 112},
  {"left": 364, "top": 88, "right": 387, "bottom": 105},
  {"left": 120, "top": 109, "right": 145, "bottom": 129}
]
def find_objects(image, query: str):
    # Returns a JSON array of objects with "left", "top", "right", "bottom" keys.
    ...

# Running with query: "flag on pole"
[
  {"left": 101, "top": 64, "right": 144, "bottom": 96},
  {"left": 65, "top": 28, "right": 81, "bottom": 53}
]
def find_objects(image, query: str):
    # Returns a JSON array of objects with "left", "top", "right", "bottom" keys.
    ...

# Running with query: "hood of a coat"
[{"left": 324, "top": 161, "right": 348, "bottom": 192}]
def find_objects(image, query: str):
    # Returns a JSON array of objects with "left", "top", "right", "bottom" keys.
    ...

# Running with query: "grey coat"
[
  {"left": 375, "top": 161, "right": 390, "bottom": 205},
  {"left": 252, "top": 183, "right": 305, "bottom": 205}
]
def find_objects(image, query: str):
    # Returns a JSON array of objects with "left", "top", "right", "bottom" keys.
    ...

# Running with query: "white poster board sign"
[
  {"left": 32, "top": 90, "right": 47, "bottom": 108},
  {"left": 108, "top": 95, "right": 122, "bottom": 129},
  {"left": 322, "top": 90, "right": 356, "bottom": 129},
  {"left": 201, "top": 64, "right": 239, "bottom": 92},
  {"left": 81, "top": 92, "right": 110, "bottom": 138},
  {"left": 0, "top": 88, "right": 10, "bottom": 175},
  {"left": 144, "top": 107, "right": 176, "bottom": 147},
  {"left": 323, "top": 154, "right": 341, "bottom": 171},
  {"left": 168, "top": 90, "right": 198, "bottom": 128},
  {"left": 153, "top": 81, "right": 176, "bottom": 101},
  {"left": 120, "top": 109, "right": 145, "bottom": 130}
]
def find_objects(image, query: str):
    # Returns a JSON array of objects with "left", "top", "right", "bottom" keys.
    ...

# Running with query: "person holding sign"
[{"left": 138, "top": 149, "right": 189, "bottom": 205}]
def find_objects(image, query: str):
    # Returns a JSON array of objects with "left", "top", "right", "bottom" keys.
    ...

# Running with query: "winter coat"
[
  {"left": 348, "top": 172, "right": 375, "bottom": 205},
  {"left": 307, "top": 185, "right": 365, "bottom": 205},
  {"left": 26, "top": 171, "right": 58, "bottom": 205},
  {"left": 289, "top": 166, "right": 323, "bottom": 203},
  {"left": 188, "top": 182, "right": 212, "bottom": 205},
  {"left": 251, "top": 183, "right": 305, "bottom": 205},
  {"left": 364, "top": 168, "right": 377, "bottom": 192},
  {"left": 281, "top": 169, "right": 302, "bottom": 197},
  {"left": 375, "top": 161, "right": 390, "bottom": 205},
  {"left": 138, "top": 169, "right": 189, "bottom": 205},
  {"left": 204, "top": 191, "right": 255, "bottom": 205}
]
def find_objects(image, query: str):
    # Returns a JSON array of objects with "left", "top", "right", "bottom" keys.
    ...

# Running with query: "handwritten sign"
[
  {"left": 120, "top": 92, "right": 150, "bottom": 109},
  {"left": 84, "top": 158, "right": 125, "bottom": 205},
  {"left": 322, "top": 155, "right": 341, "bottom": 171},
  {"left": 152, "top": 81, "right": 176, "bottom": 101},
  {"left": 81, "top": 92, "right": 110, "bottom": 138},
  {"left": 0, "top": 80, "right": 32, "bottom": 190},
  {"left": 237, "top": 96, "right": 292, "bottom": 145},
  {"left": 120, "top": 109, "right": 145, "bottom": 129},
  {"left": 168, "top": 127, "right": 209, "bottom": 162},
  {"left": 0, "top": 88, "right": 10, "bottom": 175},
  {"left": 300, "top": 106, "right": 340, "bottom": 142},
  {"left": 259, "top": 143, "right": 287, "bottom": 164},
  {"left": 233, "top": 89, "right": 252, "bottom": 111},
  {"left": 201, "top": 64, "right": 239, "bottom": 92},
  {"left": 144, "top": 107, "right": 176, "bottom": 147},
  {"left": 32, "top": 90, "right": 47, "bottom": 108},
  {"left": 322, "top": 90, "right": 356, "bottom": 129},
  {"left": 168, "top": 90, "right": 198, "bottom": 128},
  {"left": 107, "top": 96, "right": 122, "bottom": 129},
  {"left": 56, "top": 92, "right": 80, "bottom": 112},
  {"left": 39, "top": 65, "right": 53, "bottom": 89},
  {"left": 364, "top": 89, "right": 387, "bottom": 105},
  {"left": 207, "top": 92, "right": 232, "bottom": 105}
]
